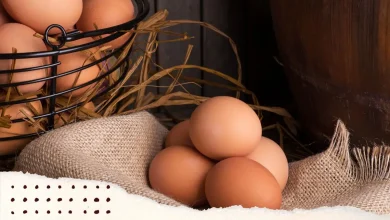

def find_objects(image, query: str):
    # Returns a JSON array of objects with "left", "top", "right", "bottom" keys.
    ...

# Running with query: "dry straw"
[{"left": 0, "top": 10, "right": 310, "bottom": 162}]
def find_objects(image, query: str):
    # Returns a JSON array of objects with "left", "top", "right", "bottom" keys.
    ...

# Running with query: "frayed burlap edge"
[
  {"left": 281, "top": 119, "right": 390, "bottom": 215},
  {"left": 325, "top": 120, "right": 390, "bottom": 182}
]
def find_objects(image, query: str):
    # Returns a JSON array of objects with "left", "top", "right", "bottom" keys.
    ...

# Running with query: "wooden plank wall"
[{"left": 139, "top": 0, "right": 290, "bottom": 117}]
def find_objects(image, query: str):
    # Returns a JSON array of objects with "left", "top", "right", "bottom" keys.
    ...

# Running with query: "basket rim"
[{"left": 0, "top": 0, "right": 150, "bottom": 59}]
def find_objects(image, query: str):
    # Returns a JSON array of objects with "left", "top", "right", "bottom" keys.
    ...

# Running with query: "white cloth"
[{"left": 0, "top": 172, "right": 388, "bottom": 220}]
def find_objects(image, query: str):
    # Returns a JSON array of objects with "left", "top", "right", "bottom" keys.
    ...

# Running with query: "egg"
[
  {"left": 54, "top": 101, "right": 95, "bottom": 128},
  {"left": 0, "top": 96, "right": 43, "bottom": 155},
  {"left": 1, "top": 0, "right": 83, "bottom": 34},
  {"left": 189, "top": 96, "right": 262, "bottom": 160},
  {"left": 205, "top": 157, "right": 282, "bottom": 209},
  {"left": 0, "top": 2, "right": 11, "bottom": 27},
  {"left": 164, "top": 120, "right": 194, "bottom": 148},
  {"left": 64, "top": 36, "right": 102, "bottom": 61},
  {"left": 247, "top": 137, "right": 289, "bottom": 190},
  {"left": 76, "top": 0, "right": 135, "bottom": 49},
  {"left": 0, "top": 23, "right": 49, "bottom": 94},
  {"left": 148, "top": 145, "right": 215, "bottom": 207},
  {"left": 55, "top": 38, "right": 100, "bottom": 97}
]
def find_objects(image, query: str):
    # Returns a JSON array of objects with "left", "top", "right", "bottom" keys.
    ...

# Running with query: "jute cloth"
[
  {"left": 281, "top": 120, "right": 390, "bottom": 215},
  {"left": 13, "top": 111, "right": 183, "bottom": 206},
  {"left": 12, "top": 111, "right": 390, "bottom": 214}
]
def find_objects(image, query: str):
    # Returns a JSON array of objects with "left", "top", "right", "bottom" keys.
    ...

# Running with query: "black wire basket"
[{"left": 0, "top": 0, "right": 150, "bottom": 156}]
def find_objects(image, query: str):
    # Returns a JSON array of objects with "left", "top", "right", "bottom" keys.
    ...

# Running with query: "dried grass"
[{"left": 0, "top": 9, "right": 310, "bottom": 161}]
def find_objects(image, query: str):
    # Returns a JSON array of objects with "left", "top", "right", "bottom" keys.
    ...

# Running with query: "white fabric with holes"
[{"left": 0, "top": 172, "right": 388, "bottom": 220}]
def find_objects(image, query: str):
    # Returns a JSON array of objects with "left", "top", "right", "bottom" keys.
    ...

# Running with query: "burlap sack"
[
  {"left": 12, "top": 110, "right": 390, "bottom": 215},
  {"left": 281, "top": 120, "right": 390, "bottom": 215},
  {"left": 13, "top": 111, "right": 183, "bottom": 207}
]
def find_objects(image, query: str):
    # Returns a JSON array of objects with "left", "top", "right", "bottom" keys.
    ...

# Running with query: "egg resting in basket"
[{"left": 0, "top": 0, "right": 150, "bottom": 156}]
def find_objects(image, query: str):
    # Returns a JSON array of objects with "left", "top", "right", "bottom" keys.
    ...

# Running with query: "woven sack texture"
[
  {"left": 281, "top": 120, "right": 390, "bottom": 215},
  {"left": 13, "top": 111, "right": 390, "bottom": 214},
  {"left": 13, "top": 111, "right": 183, "bottom": 206}
]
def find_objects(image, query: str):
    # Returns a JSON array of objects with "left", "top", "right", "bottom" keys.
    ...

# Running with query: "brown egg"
[
  {"left": 65, "top": 36, "right": 102, "bottom": 61},
  {"left": 0, "top": 97, "right": 43, "bottom": 155},
  {"left": 0, "top": 23, "right": 49, "bottom": 94},
  {"left": 1, "top": 0, "right": 83, "bottom": 34},
  {"left": 189, "top": 96, "right": 262, "bottom": 160},
  {"left": 247, "top": 137, "right": 289, "bottom": 190},
  {"left": 54, "top": 101, "right": 95, "bottom": 128},
  {"left": 205, "top": 157, "right": 282, "bottom": 209},
  {"left": 76, "top": 0, "right": 135, "bottom": 49},
  {"left": 55, "top": 38, "right": 100, "bottom": 97},
  {"left": 148, "top": 145, "right": 215, "bottom": 207},
  {"left": 165, "top": 120, "right": 194, "bottom": 148}
]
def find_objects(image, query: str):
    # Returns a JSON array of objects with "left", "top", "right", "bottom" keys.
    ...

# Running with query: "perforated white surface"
[
  {"left": 0, "top": 172, "right": 388, "bottom": 220},
  {"left": 0, "top": 172, "right": 130, "bottom": 219}
]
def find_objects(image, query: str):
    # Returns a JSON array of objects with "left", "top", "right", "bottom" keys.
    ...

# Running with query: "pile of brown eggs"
[
  {"left": 148, "top": 96, "right": 289, "bottom": 209},
  {"left": 0, "top": 0, "right": 135, "bottom": 155}
]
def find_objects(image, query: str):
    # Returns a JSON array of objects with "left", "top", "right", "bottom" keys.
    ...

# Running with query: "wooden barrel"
[{"left": 270, "top": 0, "right": 390, "bottom": 145}]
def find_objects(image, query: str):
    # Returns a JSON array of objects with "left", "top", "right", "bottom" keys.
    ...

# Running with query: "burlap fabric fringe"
[
  {"left": 13, "top": 111, "right": 183, "bottom": 206},
  {"left": 281, "top": 120, "right": 390, "bottom": 215},
  {"left": 12, "top": 111, "right": 390, "bottom": 214}
]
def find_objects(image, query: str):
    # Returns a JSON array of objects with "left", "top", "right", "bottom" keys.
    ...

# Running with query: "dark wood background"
[{"left": 139, "top": 0, "right": 294, "bottom": 119}]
